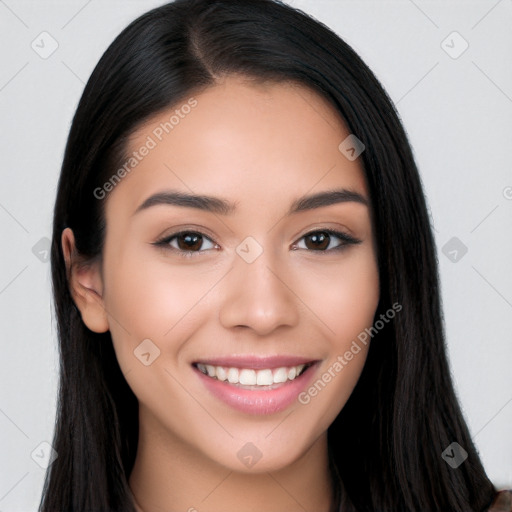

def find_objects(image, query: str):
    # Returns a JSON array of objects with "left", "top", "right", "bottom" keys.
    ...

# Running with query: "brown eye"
[
  {"left": 303, "top": 231, "right": 331, "bottom": 250},
  {"left": 294, "top": 229, "right": 361, "bottom": 252},
  {"left": 154, "top": 230, "right": 217, "bottom": 258},
  {"left": 175, "top": 232, "right": 204, "bottom": 251}
]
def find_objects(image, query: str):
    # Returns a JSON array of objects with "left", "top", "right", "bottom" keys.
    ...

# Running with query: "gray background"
[{"left": 0, "top": 0, "right": 511, "bottom": 510}]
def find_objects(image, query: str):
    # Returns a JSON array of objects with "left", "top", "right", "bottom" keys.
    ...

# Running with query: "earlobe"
[{"left": 61, "top": 228, "right": 109, "bottom": 333}]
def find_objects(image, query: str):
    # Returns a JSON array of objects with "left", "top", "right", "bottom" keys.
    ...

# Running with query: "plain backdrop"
[{"left": 0, "top": 0, "right": 511, "bottom": 510}]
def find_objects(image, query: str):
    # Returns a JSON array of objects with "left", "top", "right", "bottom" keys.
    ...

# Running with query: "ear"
[{"left": 61, "top": 227, "right": 109, "bottom": 333}]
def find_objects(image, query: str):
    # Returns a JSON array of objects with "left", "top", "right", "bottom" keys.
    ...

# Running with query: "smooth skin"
[{"left": 62, "top": 75, "right": 380, "bottom": 512}]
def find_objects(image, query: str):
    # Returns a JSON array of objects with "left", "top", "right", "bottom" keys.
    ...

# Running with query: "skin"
[{"left": 62, "top": 75, "right": 380, "bottom": 512}]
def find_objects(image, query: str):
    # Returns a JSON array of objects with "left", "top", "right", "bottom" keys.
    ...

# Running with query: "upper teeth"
[{"left": 196, "top": 363, "right": 307, "bottom": 386}]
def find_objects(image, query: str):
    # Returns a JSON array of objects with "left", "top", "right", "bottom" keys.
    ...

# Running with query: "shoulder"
[{"left": 488, "top": 490, "right": 512, "bottom": 511}]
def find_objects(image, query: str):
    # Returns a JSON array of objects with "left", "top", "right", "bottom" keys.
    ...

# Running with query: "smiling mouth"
[{"left": 192, "top": 362, "right": 314, "bottom": 389}]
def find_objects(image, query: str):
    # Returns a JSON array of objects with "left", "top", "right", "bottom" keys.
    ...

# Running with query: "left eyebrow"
[
  {"left": 132, "top": 188, "right": 369, "bottom": 217},
  {"left": 287, "top": 188, "right": 368, "bottom": 214}
]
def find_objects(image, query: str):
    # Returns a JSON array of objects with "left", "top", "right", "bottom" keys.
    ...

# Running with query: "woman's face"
[{"left": 71, "top": 76, "right": 379, "bottom": 473}]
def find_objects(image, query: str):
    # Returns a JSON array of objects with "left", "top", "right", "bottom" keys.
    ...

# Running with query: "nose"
[{"left": 218, "top": 244, "right": 300, "bottom": 336}]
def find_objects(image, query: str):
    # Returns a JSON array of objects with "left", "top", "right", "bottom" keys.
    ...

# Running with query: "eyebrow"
[{"left": 133, "top": 188, "right": 368, "bottom": 217}]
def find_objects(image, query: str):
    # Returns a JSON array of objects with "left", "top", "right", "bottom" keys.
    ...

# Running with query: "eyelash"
[{"left": 152, "top": 228, "right": 362, "bottom": 259}]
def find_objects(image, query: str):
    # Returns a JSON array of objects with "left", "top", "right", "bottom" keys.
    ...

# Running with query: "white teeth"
[
  {"left": 273, "top": 367, "right": 288, "bottom": 383},
  {"left": 227, "top": 367, "right": 239, "bottom": 383},
  {"left": 216, "top": 366, "right": 227, "bottom": 381},
  {"left": 256, "top": 369, "right": 273, "bottom": 386},
  {"left": 196, "top": 363, "right": 308, "bottom": 386},
  {"left": 239, "top": 369, "right": 257, "bottom": 385}
]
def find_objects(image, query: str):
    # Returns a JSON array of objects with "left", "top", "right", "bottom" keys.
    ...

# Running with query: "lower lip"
[{"left": 194, "top": 363, "right": 318, "bottom": 415}]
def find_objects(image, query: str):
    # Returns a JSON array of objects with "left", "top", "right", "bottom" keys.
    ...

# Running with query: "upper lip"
[{"left": 192, "top": 355, "right": 319, "bottom": 369}]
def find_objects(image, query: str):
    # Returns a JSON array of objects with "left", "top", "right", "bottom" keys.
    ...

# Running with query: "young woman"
[{"left": 39, "top": 0, "right": 511, "bottom": 510}]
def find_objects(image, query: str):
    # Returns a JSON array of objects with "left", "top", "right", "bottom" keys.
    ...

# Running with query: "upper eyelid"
[{"left": 157, "top": 227, "right": 359, "bottom": 250}]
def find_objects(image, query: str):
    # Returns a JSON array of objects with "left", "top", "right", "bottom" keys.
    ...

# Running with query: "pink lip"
[
  {"left": 192, "top": 355, "right": 316, "bottom": 369},
  {"left": 193, "top": 361, "right": 320, "bottom": 415}
]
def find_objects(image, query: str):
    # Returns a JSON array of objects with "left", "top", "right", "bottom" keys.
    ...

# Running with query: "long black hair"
[{"left": 40, "top": 0, "right": 497, "bottom": 510}]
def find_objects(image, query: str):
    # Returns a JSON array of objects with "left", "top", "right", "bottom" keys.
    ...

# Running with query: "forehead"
[{"left": 106, "top": 76, "right": 368, "bottom": 214}]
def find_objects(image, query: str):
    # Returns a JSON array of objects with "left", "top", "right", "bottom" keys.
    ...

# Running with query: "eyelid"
[
  {"left": 292, "top": 227, "right": 361, "bottom": 251},
  {"left": 152, "top": 226, "right": 361, "bottom": 258},
  {"left": 152, "top": 229, "right": 218, "bottom": 258}
]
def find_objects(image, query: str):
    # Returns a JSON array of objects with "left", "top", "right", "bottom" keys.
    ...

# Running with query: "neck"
[{"left": 128, "top": 407, "right": 336, "bottom": 512}]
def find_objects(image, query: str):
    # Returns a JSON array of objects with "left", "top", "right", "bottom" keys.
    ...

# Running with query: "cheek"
[
  {"left": 296, "top": 250, "right": 380, "bottom": 344},
  {"left": 294, "top": 250, "right": 379, "bottom": 420},
  {"left": 101, "top": 248, "right": 221, "bottom": 373},
  {"left": 101, "top": 254, "right": 222, "bottom": 417}
]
